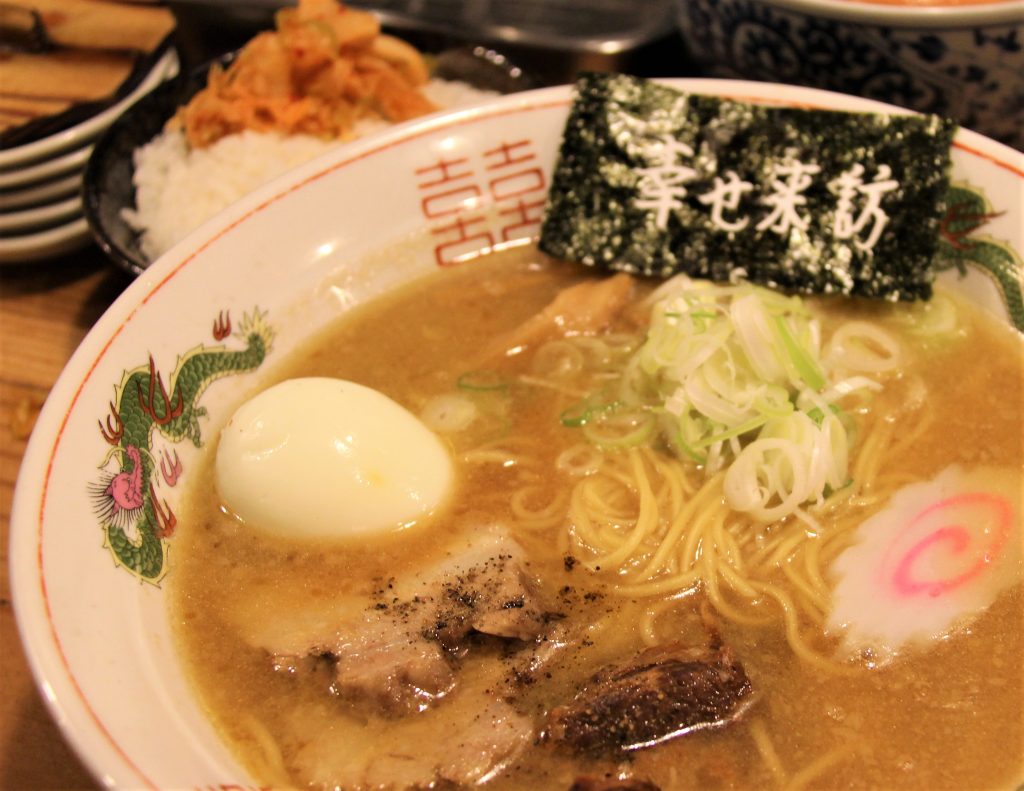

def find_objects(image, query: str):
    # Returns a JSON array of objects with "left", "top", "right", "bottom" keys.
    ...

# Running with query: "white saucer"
[
  {"left": 0, "top": 144, "right": 92, "bottom": 191},
  {"left": 0, "top": 48, "right": 179, "bottom": 171},
  {"left": 0, "top": 215, "right": 91, "bottom": 264},
  {"left": 0, "top": 172, "right": 81, "bottom": 211},
  {"left": 0, "top": 195, "right": 82, "bottom": 234}
]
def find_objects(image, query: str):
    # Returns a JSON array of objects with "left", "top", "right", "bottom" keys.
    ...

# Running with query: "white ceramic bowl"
[
  {"left": 9, "top": 79, "right": 1024, "bottom": 788},
  {"left": 672, "top": 0, "right": 1024, "bottom": 149}
]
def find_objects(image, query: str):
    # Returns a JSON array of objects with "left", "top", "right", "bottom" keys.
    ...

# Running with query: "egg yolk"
[{"left": 215, "top": 377, "right": 453, "bottom": 539}]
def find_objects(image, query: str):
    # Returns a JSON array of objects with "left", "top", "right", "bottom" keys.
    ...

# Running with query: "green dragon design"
[
  {"left": 92, "top": 308, "right": 275, "bottom": 582},
  {"left": 935, "top": 181, "right": 1024, "bottom": 332}
]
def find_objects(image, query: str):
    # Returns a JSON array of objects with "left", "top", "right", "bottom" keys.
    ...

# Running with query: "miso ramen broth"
[{"left": 170, "top": 245, "right": 1023, "bottom": 790}]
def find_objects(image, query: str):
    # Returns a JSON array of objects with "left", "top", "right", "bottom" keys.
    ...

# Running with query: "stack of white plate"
[{"left": 0, "top": 48, "right": 179, "bottom": 265}]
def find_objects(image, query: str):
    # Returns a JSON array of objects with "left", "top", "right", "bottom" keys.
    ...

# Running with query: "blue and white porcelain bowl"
[{"left": 672, "top": 0, "right": 1024, "bottom": 149}]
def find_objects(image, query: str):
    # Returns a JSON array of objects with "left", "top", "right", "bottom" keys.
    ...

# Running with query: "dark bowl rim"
[{"left": 82, "top": 50, "right": 240, "bottom": 278}]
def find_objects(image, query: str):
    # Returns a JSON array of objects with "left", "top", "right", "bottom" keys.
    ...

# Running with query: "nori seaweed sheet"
[{"left": 539, "top": 73, "right": 957, "bottom": 300}]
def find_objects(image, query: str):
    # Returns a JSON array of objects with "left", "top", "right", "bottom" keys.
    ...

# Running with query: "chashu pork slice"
[
  {"left": 294, "top": 690, "right": 535, "bottom": 789},
  {"left": 238, "top": 530, "right": 552, "bottom": 715},
  {"left": 481, "top": 272, "right": 636, "bottom": 360},
  {"left": 545, "top": 641, "right": 755, "bottom": 754},
  {"left": 362, "top": 698, "right": 534, "bottom": 787}
]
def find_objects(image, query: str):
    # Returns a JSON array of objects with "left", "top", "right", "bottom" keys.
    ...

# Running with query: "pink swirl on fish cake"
[{"left": 885, "top": 492, "right": 1013, "bottom": 599}]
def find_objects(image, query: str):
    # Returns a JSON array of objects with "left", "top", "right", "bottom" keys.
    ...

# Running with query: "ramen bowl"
[
  {"left": 672, "top": 0, "right": 1024, "bottom": 149},
  {"left": 9, "top": 79, "right": 1024, "bottom": 789}
]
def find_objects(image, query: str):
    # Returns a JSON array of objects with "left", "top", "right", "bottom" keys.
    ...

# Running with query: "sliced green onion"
[
  {"left": 662, "top": 415, "right": 708, "bottom": 464},
  {"left": 697, "top": 413, "right": 771, "bottom": 448},
  {"left": 421, "top": 394, "right": 478, "bottom": 433},
  {"left": 553, "top": 274, "right": 877, "bottom": 522},
  {"left": 582, "top": 408, "right": 657, "bottom": 449},
  {"left": 806, "top": 404, "right": 841, "bottom": 427},
  {"left": 560, "top": 402, "right": 591, "bottom": 428},
  {"left": 823, "top": 478, "right": 854, "bottom": 498},
  {"left": 752, "top": 386, "right": 794, "bottom": 418},
  {"left": 560, "top": 399, "right": 621, "bottom": 428},
  {"left": 773, "top": 315, "right": 826, "bottom": 390},
  {"left": 457, "top": 370, "right": 508, "bottom": 392}
]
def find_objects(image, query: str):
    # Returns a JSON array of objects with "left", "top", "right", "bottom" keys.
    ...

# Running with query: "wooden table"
[{"left": 1, "top": 247, "right": 133, "bottom": 790}]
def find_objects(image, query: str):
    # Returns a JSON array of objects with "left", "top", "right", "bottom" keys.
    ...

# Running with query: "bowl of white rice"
[{"left": 83, "top": 46, "right": 525, "bottom": 275}]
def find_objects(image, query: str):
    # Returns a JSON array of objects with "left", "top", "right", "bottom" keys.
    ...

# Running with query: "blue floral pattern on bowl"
[{"left": 674, "top": 0, "right": 1023, "bottom": 149}]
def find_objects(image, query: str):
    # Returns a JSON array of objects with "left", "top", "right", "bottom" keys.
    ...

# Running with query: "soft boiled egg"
[{"left": 216, "top": 377, "right": 453, "bottom": 540}]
